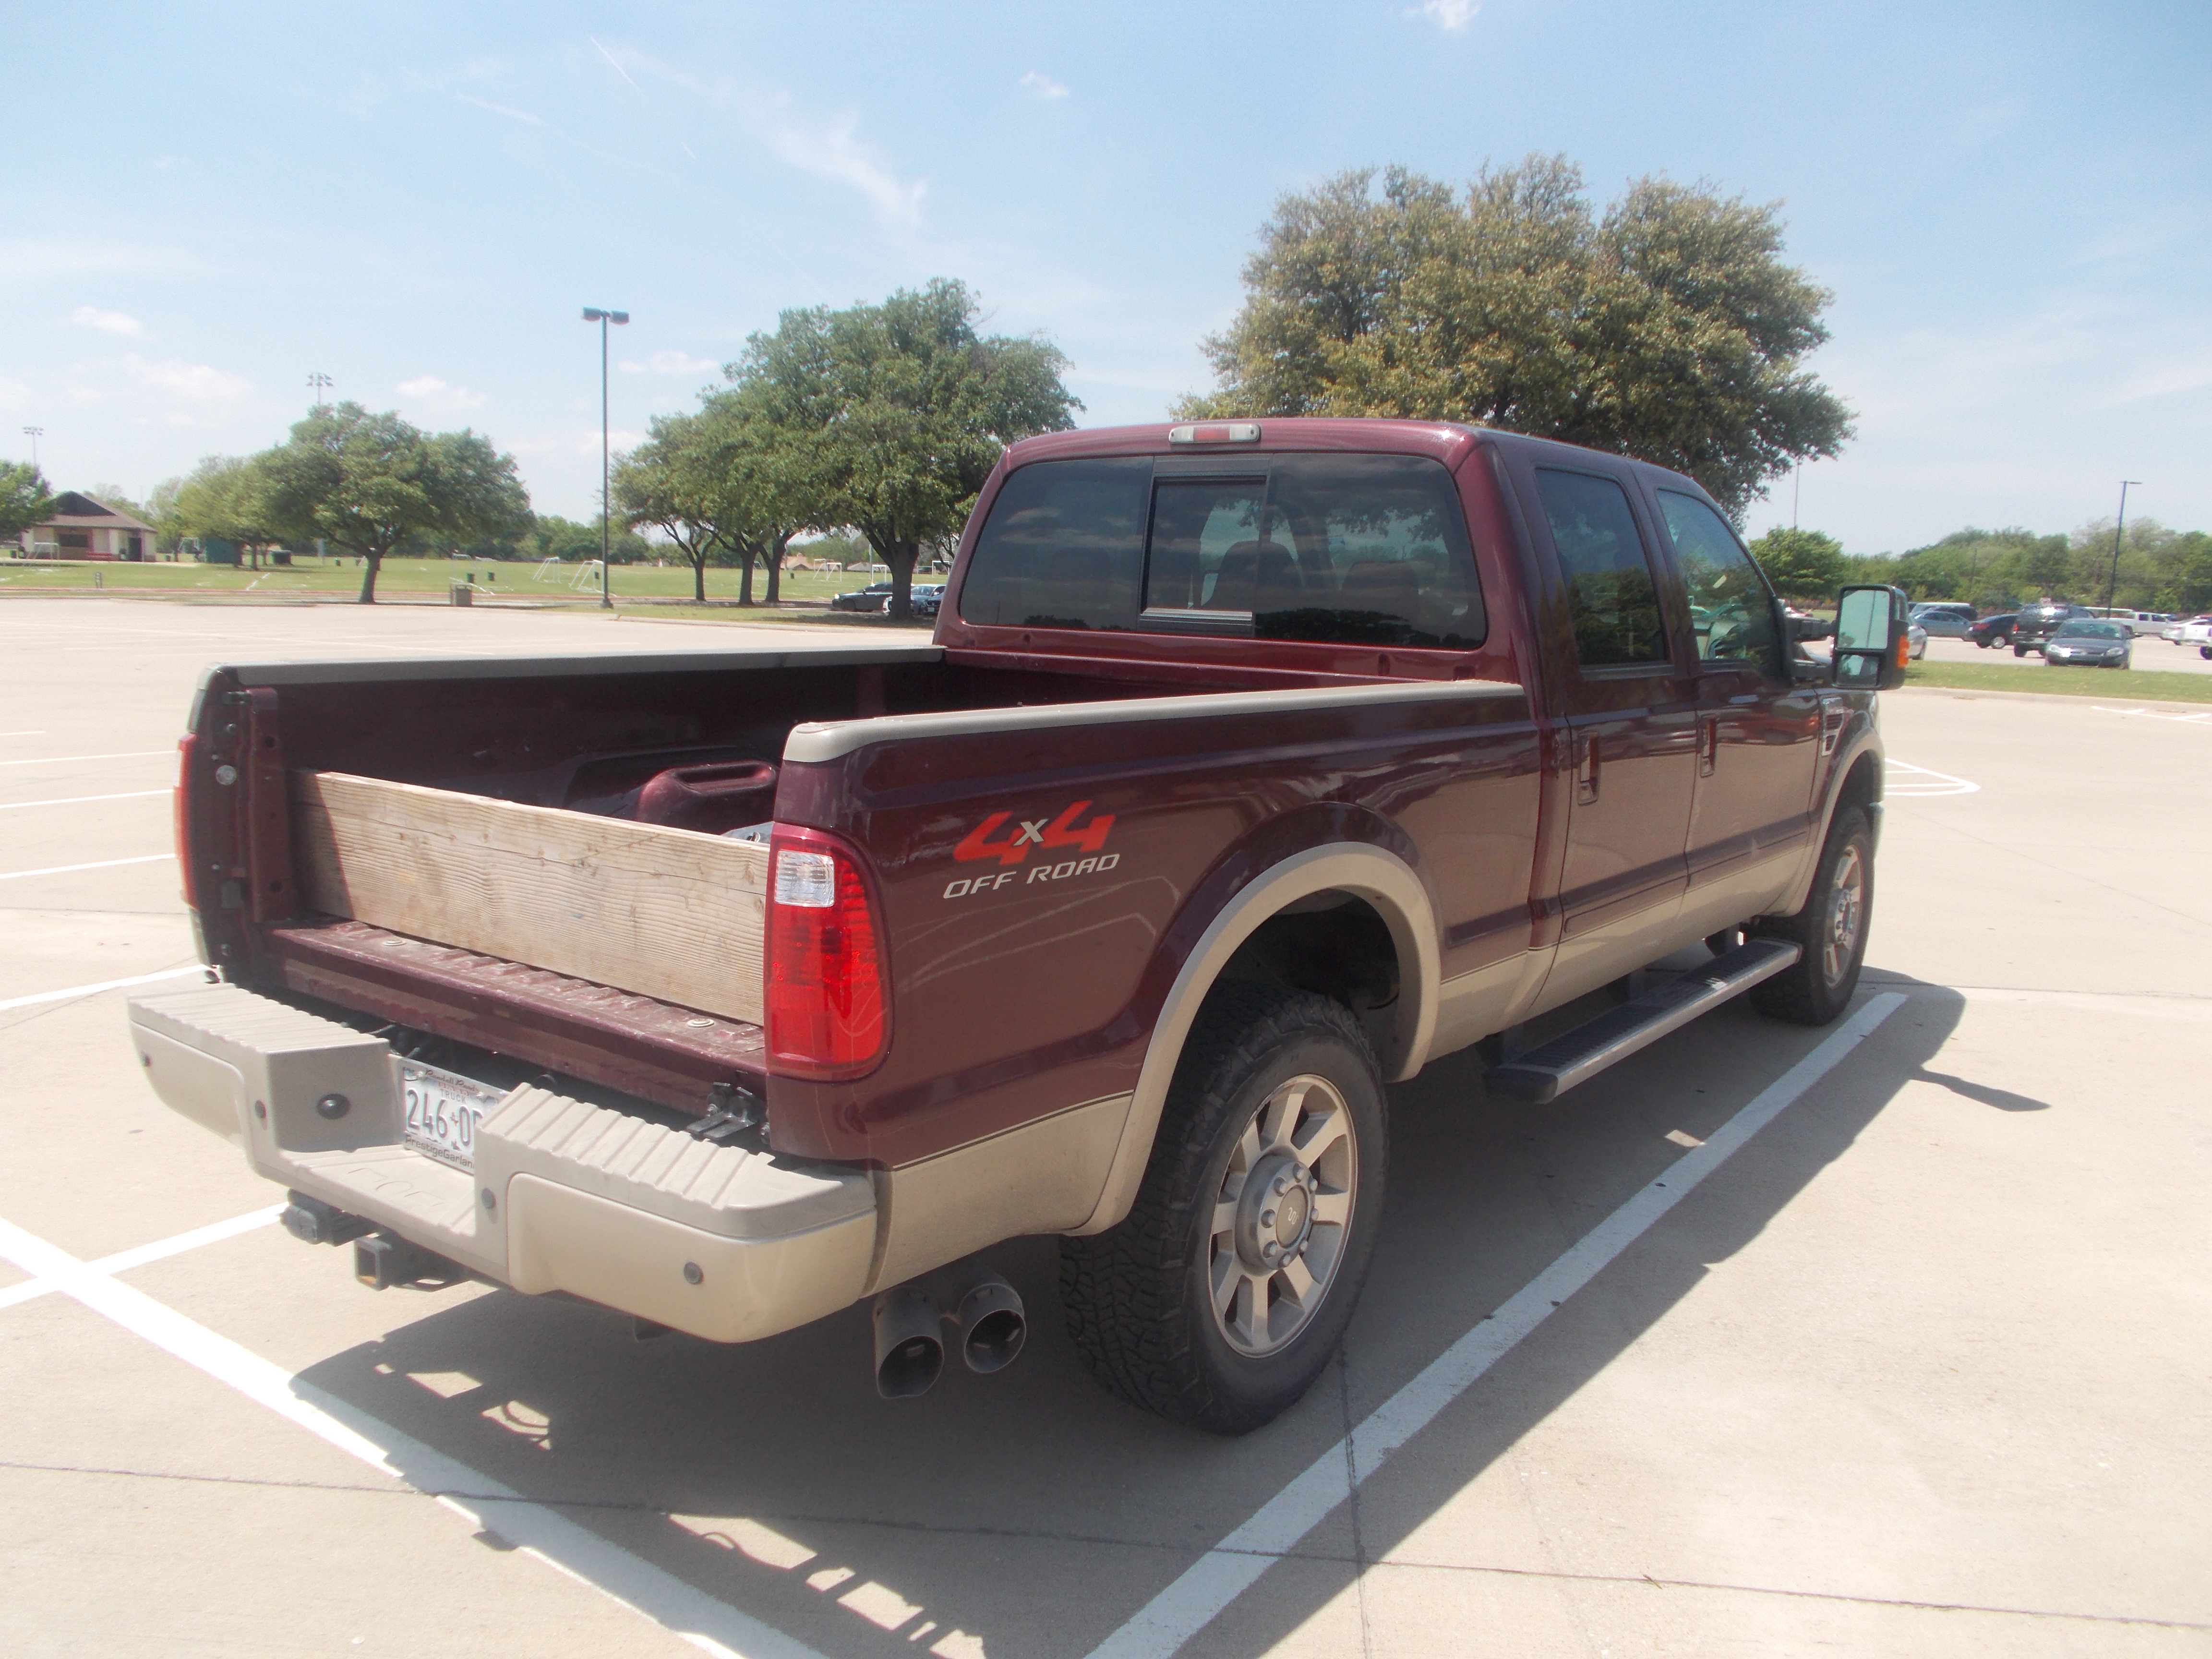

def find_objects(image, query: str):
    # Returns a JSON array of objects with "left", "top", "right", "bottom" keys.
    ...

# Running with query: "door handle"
[
  {"left": 1576, "top": 732, "right": 1599, "bottom": 804},
  {"left": 1698, "top": 714, "right": 1718, "bottom": 778}
]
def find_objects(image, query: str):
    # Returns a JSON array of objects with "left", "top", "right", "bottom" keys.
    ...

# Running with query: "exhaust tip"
[
  {"left": 872, "top": 1286, "right": 944, "bottom": 1399},
  {"left": 955, "top": 1275, "right": 1027, "bottom": 1374}
]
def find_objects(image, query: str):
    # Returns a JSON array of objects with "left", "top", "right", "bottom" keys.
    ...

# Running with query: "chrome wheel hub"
[
  {"left": 1206, "top": 1073, "right": 1358, "bottom": 1357},
  {"left": 1823, "top": 843, "right": 1864, "bottom": 985}
]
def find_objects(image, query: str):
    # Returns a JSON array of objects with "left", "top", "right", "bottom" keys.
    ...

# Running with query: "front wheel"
[
  {"left": 1060, "top": 986, "right": 1387, "bottom": 1434},
  {"left": 1751, "top": 807, "right": 1873, "bottom": 1026}
]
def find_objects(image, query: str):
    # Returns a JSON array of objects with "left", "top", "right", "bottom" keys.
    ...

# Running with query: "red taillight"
[
  {"left": 175, "top": 733, "right": 199, "bottom": 911},
  {"left": 764, "top": 825, "right": 888, "bottom": 1078}
]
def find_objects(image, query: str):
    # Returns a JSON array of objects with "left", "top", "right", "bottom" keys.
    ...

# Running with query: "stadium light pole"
[
  {"left": 22, "top": 427, "right": 43, "bottom": 471},
  {"left": 2104, "top": 480, "right": 2141, "bottom": 612},
  {"left": 581, "top": 307, "right": 629, "bottom": 610},
  {"left": 306, "top": 372, "right": 333, "bottom": 409}
]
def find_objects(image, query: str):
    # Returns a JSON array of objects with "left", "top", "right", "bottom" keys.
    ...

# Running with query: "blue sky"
[{"left": 7, "top": 0, "right": 2207, "bottom": 553}]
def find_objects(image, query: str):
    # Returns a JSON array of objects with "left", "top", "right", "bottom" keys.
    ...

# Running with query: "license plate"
[{"left": 398, "top": 1060, "right": 505, "bottom": 1171}]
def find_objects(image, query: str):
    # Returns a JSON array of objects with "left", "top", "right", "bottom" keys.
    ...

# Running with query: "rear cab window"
[
  {"left": 1531, "top": 468, "right": 1670, "bottom": 668},
  {"left": 957, "top": 452, "right": 1485, "bottom": 649}
]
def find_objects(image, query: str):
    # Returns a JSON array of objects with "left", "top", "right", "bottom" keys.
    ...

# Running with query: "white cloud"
[
  {"left": 764, "top": 107, "right": 926, "bottom": 228},
  {"left": 1412, "top": 0, "right": 1479, "bottom": 29},
  {"left": 0, "top": 240, "right": 201, "bottom": 282},
  {"left": 619, "top": 349, "right": 718, "bottom": 376},
  {"left": 123, "top": 354, "right": 249, "bottom": 403},
  {"left": 457, "top": 92, "right": 542, "bottom": 125},
  {"left": 71, "top": 305, "right": 145, "bottom": 337},
  {"left": 1021, "top": 72, "right": 1070, "bottom": 100},
  {"left": 396, "top": 374, "right": 488, "bottom": 412}
]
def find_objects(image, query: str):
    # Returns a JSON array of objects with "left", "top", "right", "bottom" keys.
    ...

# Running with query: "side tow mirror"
[{"left": 1832, "top": 585, "right": 1911, "bottom": 690}]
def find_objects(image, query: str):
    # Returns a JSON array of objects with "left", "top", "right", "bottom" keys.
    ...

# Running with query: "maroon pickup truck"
[{"left": 130, "top": 419, "right": 1908, "bottom": 1433}]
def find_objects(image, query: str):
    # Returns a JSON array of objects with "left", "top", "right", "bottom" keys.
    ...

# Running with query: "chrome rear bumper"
[{"left": 126, "top": 984, "right": 876, "bottom": 1343}]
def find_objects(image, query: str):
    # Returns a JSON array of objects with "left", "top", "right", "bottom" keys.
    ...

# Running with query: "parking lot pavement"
[{"left": 1, "top": 601, "right": 2207, "bottom": 1657}]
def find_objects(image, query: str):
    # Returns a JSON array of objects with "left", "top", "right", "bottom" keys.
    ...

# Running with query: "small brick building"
[{"left": 23, "top": 492, "right": 156, "bottom": 559}]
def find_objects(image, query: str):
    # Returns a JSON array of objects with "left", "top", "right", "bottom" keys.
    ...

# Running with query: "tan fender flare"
[{"left": 1068, "top": 843, "right": 1440, "bottom": 1237}]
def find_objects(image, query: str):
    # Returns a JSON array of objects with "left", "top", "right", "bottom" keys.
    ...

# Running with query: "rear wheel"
[
  {"left": 1059, "top": 986, "right": 1386, "bottom": 1434},
  {"left": 1751, "top": 807, "right": 1873, "bottom": 1026}
]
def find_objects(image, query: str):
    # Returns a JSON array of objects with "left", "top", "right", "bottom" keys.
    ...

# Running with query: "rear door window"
[{"left": 1534, "top": 468, "right": 1669, "bottom": 666}]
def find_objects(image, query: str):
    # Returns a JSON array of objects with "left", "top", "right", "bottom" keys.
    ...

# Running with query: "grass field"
[
  {"left": 0, "top": 554, "right": 906, "bottom": 607},
  {"left": 1903, "top": 657, "right": 2212, "bottom": 704}
]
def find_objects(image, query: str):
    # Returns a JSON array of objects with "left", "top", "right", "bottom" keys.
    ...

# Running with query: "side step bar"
[{"left": 1485, "top": 938, "right": 1803, "bottom": 1106}]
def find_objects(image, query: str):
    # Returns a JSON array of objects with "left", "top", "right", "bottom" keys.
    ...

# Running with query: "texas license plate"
[{"left": 398, "top": 1059, "right": 505, "bottom": 1171}]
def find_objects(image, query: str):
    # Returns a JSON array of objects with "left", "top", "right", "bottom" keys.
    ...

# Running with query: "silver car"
[{"left": 2043, "top": 619, "right": 2132, "bottom": 669}]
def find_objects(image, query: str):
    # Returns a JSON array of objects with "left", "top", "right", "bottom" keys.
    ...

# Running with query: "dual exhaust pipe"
[{"left": 871, "top": 1265, "right": 1027, "bottom": 1399}]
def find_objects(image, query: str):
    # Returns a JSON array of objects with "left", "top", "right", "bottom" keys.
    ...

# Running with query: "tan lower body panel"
[
  {"left": 505, "top": 1176, "right": 877, "bottom": 1344},
  {"left": 868, "top": 1093, "right": 1132, "bottom": 1291}
]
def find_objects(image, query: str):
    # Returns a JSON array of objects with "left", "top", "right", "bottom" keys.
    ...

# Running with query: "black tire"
[
  {"left": 1059, "top": 985, "right": 1387, "bottom": 1435},
  {"left": 1750, "top": 806, "right": 1873, "bottom": 1026},
  {"left": 2013, "top": 645, "right": 2029, "bottom": 657}
]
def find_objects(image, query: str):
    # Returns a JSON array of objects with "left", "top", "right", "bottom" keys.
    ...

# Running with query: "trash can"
[{"left": 449, "top": 581, "right": 472, "bottom": 607}]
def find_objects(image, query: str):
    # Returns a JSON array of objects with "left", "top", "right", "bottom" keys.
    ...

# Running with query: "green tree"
[
  {"left": 612, "top": 411, "right": 738, "bottom": 602},
  {"left": 1182, "top": 158, "right": 1852, "bottom": 517},
  {"left": 170, "top": 455, "right": 286, "bottom": 567},
  {"left": 1747, "top": 527, "right": 1847, "bottom": 600},
  {"left": 0, "top": 461, "right": 54, "bottom": 547},
  {"left": 259, "top": 403, "right": 531, "bottom": 602},
  {"left": 727, "top": 278, "right": 1079, "bottom": 619}
]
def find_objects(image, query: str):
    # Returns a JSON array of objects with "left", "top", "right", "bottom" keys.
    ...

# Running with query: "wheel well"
[
  {"left": 1836, "top": 751, "right": 1881, "bottom": 822},
  {"left": 1210, "top": 891, "right": 1402, "bottom": 1026}
]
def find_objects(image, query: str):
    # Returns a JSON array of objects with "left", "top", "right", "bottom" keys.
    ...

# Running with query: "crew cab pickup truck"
[{"left": 130, "top": 420, "right": 1909, "bottom": 1433}]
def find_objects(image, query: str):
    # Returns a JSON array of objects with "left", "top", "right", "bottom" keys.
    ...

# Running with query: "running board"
[{"left": 1485, "top": 938, "right": 1803, "bottom": 1106}]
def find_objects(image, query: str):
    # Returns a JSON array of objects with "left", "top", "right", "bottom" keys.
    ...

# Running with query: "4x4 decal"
[
  {"left": 945, "top": 800, "right": 1119, "bottom": 900},
  {"left": 953, "top": 801, "right": 1114, "bottom": 866}
]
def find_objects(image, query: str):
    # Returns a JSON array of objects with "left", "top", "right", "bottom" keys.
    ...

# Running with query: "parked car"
[
  {"left": 1910, "top": 608, "right": 1974, "bottom": 639},
  {"left": 830, "top": 582, "right": 894, "bottom": 613},
  {"left": 1969, "top": 612, "right": 2018, "bottom": 649},
  {"left": 2167, "top": 615, "right": 2212, "bottom": 647},
  {"left": 2087, "top": 608, "right": 2174, "bottom": 636},
  {"left": 128, "top": 417, "right": 1905, "bottom": 1433},
  {"left": 1907, "top": 620, "right": 1928, "bottom": 659},
  {"left": 2042, "top": 619, "right": 2133, "bottom": 668},
  {"left": 2011, "top": 601, "right": 2092, "bottom": 656},
  {"left": 911, "top": 583, "right": 946, "bottom": 619}
]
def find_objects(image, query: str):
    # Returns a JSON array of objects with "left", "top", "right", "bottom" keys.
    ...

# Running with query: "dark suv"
[{"left": 2012, "top": 602, "right": 2091, "bottom": 656}]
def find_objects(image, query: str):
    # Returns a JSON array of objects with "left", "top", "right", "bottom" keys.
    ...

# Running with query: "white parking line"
[
  {"left": 2093, "top": 705, "right": 2212, "bottom": 725},
  {"left": 0, "top": 965, "right": 206, "bottom": 1013},
  {"left": 0, "top": 730, "right": 49, "bottom": 738},
  {"left": 0, "top": 750, "right": 172, "bottom": 767},
  {"left": 0, "top": 789, "right": 170, "bottom": 812},
  {"left": 0, "top": 1205, "right": 285, "bottom": 1310},
  {"left": 0, "top": 1213, "right": 826, "bottom": 1659},
  {"left": 1884, "top": 760, "right": 1979, "bottom": 797},
  {"left": 0, "top": 854, "right": 172, "bottom": 882},
  {"left": 1088, "top": 992, "right": 1907, "bottom": 1659}
]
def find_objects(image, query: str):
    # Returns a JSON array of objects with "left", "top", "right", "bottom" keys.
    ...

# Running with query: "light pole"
[
  {"left": 307, "top": 372, "right": 333, "bottom": 409},
  {"left": 581, "top": 307, "right": 629, "bottom": 610},
  {"left": 2104, "top": 480, "right": 2142, "bottom": 612},
  {"left": 22, "top": 427, "right": 43, "bottom": 472}
]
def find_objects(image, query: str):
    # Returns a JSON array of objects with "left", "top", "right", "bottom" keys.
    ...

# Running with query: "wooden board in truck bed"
[{"left": 288, "top": 771, "right": 769, "bottom": 1025}]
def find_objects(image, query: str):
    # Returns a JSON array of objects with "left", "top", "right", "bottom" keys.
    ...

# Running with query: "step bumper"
[{"left": 125, "top": 984, "right": 876, "bottom": 1343}]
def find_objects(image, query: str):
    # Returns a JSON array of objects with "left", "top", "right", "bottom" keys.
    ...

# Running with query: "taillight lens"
[
  {"left": 764, "top": 826, "right": 888, "bottom": 1078},
  {"left": 175, "top": 733, "right": 199, "bottom": 911}
]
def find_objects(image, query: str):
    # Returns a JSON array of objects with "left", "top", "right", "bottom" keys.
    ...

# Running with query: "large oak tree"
[
  {"left": 728, "top": 279, "right": 1079, "bottom": 620},
  {"left": 1182, "top": 157, "right": 1852, "bottom": 517},
  {"left": 261, "top": 402, "right": 531, "bottom": 601}
]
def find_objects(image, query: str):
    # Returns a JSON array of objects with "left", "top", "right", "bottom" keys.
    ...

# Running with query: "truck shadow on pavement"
[{"left": 292, "top": 974, "right": 1967, "bottom": 1659}]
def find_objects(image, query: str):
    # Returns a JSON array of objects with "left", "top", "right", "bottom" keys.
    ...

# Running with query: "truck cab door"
[
  {"left": 1525, "top": 464, "right": 1700, "bottom": 1010},
  {"left": 1648, "top": 488, "right": 1823, "bottom": 938}
]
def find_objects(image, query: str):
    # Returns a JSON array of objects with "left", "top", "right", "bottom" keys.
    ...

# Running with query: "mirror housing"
[
  {"left": 1787, "top": 612, "right": 1834, "bottom": 643},
  {"left": 1831, "top": 585, "right": 1911, "bottom": 691}
]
